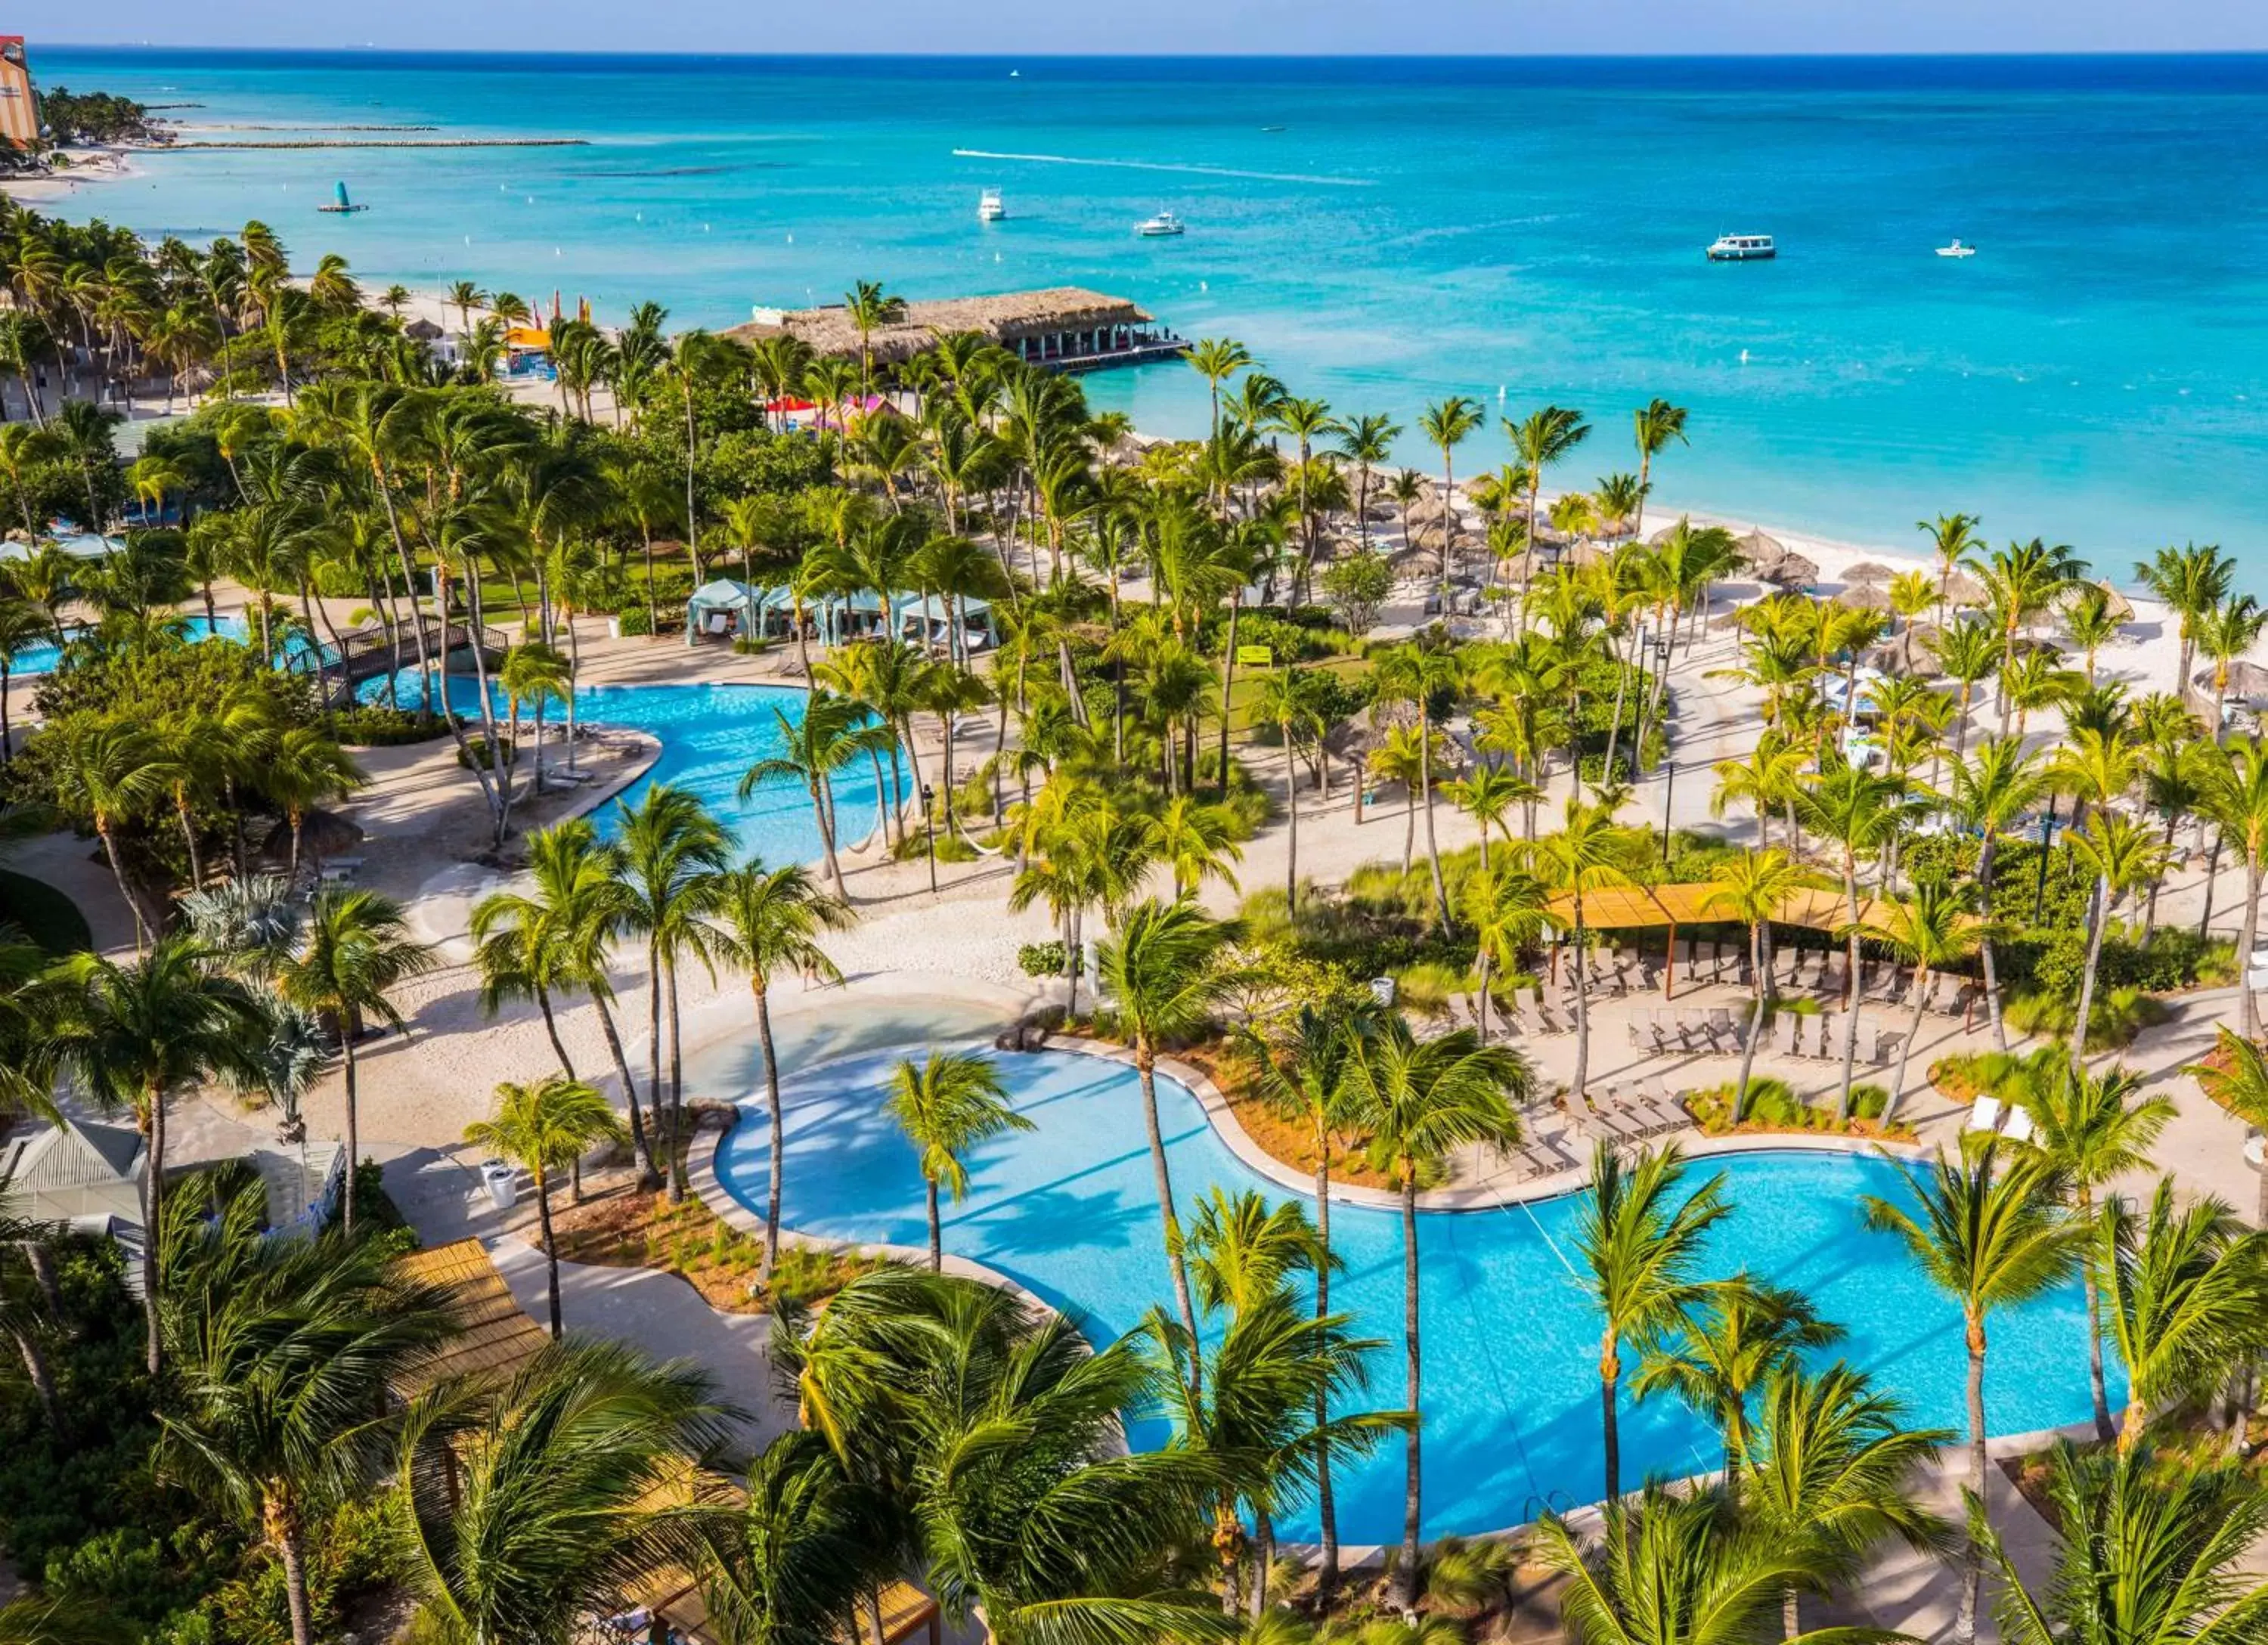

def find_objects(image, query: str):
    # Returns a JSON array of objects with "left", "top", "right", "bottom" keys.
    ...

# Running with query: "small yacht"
[
  {"left": 1936, "top": 238, "right": 1977, "bottom": 258},
  {"left": 1137, "top": 210, "right": 1185, "bottom": 237},
  {"left": 1706, "top": 232, "right": 1775, "bottom": 262},
  {"left": 978, "top": 187, "right": 1006, "bottom": 222}
]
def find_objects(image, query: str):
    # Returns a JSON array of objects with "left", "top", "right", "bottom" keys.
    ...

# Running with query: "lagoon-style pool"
[
  {"left": 370, "top": 671, "right": 905, "bottom": 869},
  {"left": 713, "top": 1042, "right": 2106, "bottom": 1542}
]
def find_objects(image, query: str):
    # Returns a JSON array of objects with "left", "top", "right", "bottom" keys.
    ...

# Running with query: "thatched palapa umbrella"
[
  {"left": 1942, "top": 570, "right": 1988, "bottom": 608},
  {"left": 2196, "top": 661, "right": 2268, "bottom": 702},
  {"left": 1841, "top": 560, "right": 1897, "bottom": 586},
  {"left": 263, "top": 807, "right": 364, "bottom": 874},
  {"left": 2087, "top": 579, "right": 2135, "bottom": 623},
  {"left": 1834, "top": 583, "right": 1893, "bottom": 612},
  {"left": 1736, "top": 528, "right": 1787, "bottom": 572},
  {"left": 1763, "top": 552, "right": 1818, "bottom": 589}
]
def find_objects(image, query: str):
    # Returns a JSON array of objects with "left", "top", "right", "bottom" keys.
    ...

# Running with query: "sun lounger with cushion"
[
  {"left": 1775, "top": 1013, "right": 1799, "bottom": 1056},
  {"left": 2002, "top": 1106, "right": 2036, "bottom": 1145},
  {"left": 1966, "top": 1095, "right": 2003, "bottom": 1133}
]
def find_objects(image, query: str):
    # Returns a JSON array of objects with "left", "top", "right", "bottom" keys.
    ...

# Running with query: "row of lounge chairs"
[
  {"left": 1628, "top": 1006, "right": 1746, "bottom": 1056},
  {"left": 1508, "top": 1129, "right": 1585, "bottom": 1180},
  {"left": 1773, "top": 950, "right": 1980, "bottom": 1015},
  {"left": 1585, "top": 1077, "right": 1691, "bottom": 1141},
  {"left": 1964, "top": 1095, "right": 2036, "bottom": 1144},
  {"left": 1773, "top": 1011, "right": 1904, "bottom": 1067}
]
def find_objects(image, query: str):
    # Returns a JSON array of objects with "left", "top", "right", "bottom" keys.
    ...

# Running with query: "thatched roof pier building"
[{"left": 730, "top": 287, "right": 1186, "bottom": 374}]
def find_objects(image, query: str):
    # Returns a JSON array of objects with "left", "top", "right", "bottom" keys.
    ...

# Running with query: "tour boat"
[
  {"left": 1936, "top": 239, "right": 1977, "bottom": 259},
  {"left": 1706, "top": 232, "right": 1774, "bottom": 262},
  {"left": 1137, "top": 211, "right": 1185, "bottom": 237},
  {"left": 978, "top": 188, "right": 1005, "bottom": 222}
]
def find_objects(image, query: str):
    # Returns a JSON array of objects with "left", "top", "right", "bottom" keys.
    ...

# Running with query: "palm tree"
[
  {"left": 696, "top": 1431, "right": 889, "bottom": 1645},
  {"left": 1443, "top": 761, "right": 1530, "bottom": 875},
  {"left": 2097, "top": 1177, "right": 2268, "bottom": 1452},
  {"left": 1631, "top": 398, "right": 1689, "bottom": 522},
  {"left": 1744, "top": 1362, "right": 1954, "bottom": 1640},
  {"left": 2193, "top": 594, "right": 2266, "bottom": 738},
  {"left": 1094, "top": 898, "right": 1233, "bottom": 1350},
  {"left": 0, "top": 1211, "right": 65, "bottom": 1437},
  {"left": 45, "top": 716, "right": 168, "bottom": 943},
  {"left": 277, "top": 888, "right": 435, "bottom": 1238},
  {"left": 615, "top": 785, "right": 729, "bottom": 1200},
  {"left": 1532, "top": 1482, "right": 1852, "bottom": 1645},
  {"left": 1797, "top": 766, "right": 1907, "bottom": 1117},
  {"left": 1253, "top": 668, "right": 1325, "bottom": 912},
  {"left": 1703, "top": 848, "right": 1808, "bottom": 1117},
  {"left": 2003, "top": 1059, "right": 2172, "bottom": 1441},
  {"left": 1339, "top": 1018, "right": 1526, "bottom": 1605},
  {"left": 1874, "top": 879, "right": 1984, "bottom": 1123},
  {"left": 1460, "top": 858, "right": 1549, "bottom": 1042},
  {"left": 705, "top": 861, "right": 854, "bottom": 1278},
  {"left": 2133, "top": 542, "right": 2234, "bottom": 698},
  {"left": 883, "top": 1050, "right": 1032, "bottom": 1272},
  {"left": 1574, "top": 1141, "right": 1729, "bottom": 1504},
  {"left": 159, "top": 1220, "right": 454, "bottom": 1645},
  {"left": 2202, "top": 736, "right": 2268, "bottom": 1040},
  {"left": 1529, "top": 797, "right": 1644, "bottom": 1101},
  {"left": 1373, "top": 640, "right": 1464, "bottom": 932},
  {"left": 1416, "top": 396, "right": 1482, "bottom": 587},
  {"left": 2067, "top": 810, "right": 2170, "bottom": 1049},
  {"left": 465, "top": 1076, "right": 627, "bottom": 1337},
  {"left": 1334, "top": 412, "right": 1402, "bottom": 550},
  {"left": 1975, "top": 1441, "right": 2268, "bottom": 1645},
  {"left": 1920, "top": 513, "right": 1985, "bottom": 625},
  {"left": 2192, "top": 1027, "right": 2268, "bottom": 1228},
  {"left": 1507, "top": 404, "right": 1591, "bottom": 606},
  {"left": 1631, "top": 1277, "right": 1841, "bottom": 1489},
  {"left": 1187, "top": 337, "right": 1253, "bottom": 438},
  {"left": 1860, "top": 1144, "right": 2083, "bottom": 1645},
  {"left": 739, "top": 695, "right": 893, "bottom": 901},
  {"left": 43, "top": 937, "right": 263, "bottom": 1374},
  {"left": 392, "top": 1339, "right": 732, "bottom": 1645}
]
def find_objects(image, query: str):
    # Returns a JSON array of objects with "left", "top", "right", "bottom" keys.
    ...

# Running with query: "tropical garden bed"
[{"left": 1682, "top": 1077, "right": 1916, "bottom": 1143}]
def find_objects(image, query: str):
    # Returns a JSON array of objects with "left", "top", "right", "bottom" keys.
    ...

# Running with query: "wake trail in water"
[{"left": 951, "top": 147, "right": 1374, "bottom": 187}]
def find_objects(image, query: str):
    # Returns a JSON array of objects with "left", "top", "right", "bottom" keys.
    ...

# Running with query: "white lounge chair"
[
  {"left": 1966, "top": 1095, "right": 2003, "bottom": 1133},
  {"left": 2002, "top": 1106, "right": 2036, "bottom": 1145}
]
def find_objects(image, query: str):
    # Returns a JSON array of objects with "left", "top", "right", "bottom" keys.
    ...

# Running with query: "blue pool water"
[
  {"left": 370, "top": 671, "right": 906, "bottom": 867},
  {"left": 711, "top": 1043, "right": 2107, "bottom": 1541},
  {"left": 41, "top": 50, "right": 2268, "bottom": 562},
  {"left": 5, "top": 613, "right": 247, "bottom": 677}
]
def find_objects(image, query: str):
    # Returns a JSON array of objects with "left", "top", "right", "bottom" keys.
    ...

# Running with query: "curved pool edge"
[{"left": 1046, "top": 1034, "right": 1935, "bottom": 1214}]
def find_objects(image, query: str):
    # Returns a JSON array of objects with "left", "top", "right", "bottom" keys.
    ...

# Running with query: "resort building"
[{"left": 730, "top": 287, "right": 1185, "bottom": 374}]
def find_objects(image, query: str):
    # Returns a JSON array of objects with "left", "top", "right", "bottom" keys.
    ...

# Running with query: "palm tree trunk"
[
  {"left": 536, "top": 1161, "right": 562, "bottom": 1338},
  {"left": 340, "top": 1036, "right": 361, "bottom": 1238},
  {"left": 2241, "top": 851, "right": 2263, "bottom": 1042},
  {"left": 1572, "top": 908, "right": 1591, "bottom": 1100},
  {"left": 1312, "top": 1136, "right": 1340, "bottom": 1595},
  {"left": 752, "top": 980, "right": 791, "bottom": 1279},
  {"left": 1284, "top": 736, "right": 1299, "bottom": 913},
  {"left": 1978, "top": 833, "right": 2009, "bottom": 1053},
  {"left": 1734, "top": 945, "right": 1765, "bottom": 1120},
  {"left": 1136, "top": 1049, "right": 1201, "bottom": 1362},
  {"left": 1884, "top": 974, "right": 1929, "bottom": 1126},
  {"left": 140, "top": 1083, "right": 165, "bottom": 1377},
  {"left": 665, "top": 957, "right": 687, "bottom": 1201},
  {"left": 1217, "top": 591, "right": 1241, "bottom": 785},
  {"left": 275, "top": 1515, "right": 315, "bottom": 1645},
  {"left": 1837, "top": 861, "right": 1863, "bottom": 1119},
  {"left": 2074, "top": 873, "right": 2110, "bottom": 1054},
  {"left": 1398, "top": 1176, "right": 1423, "bottom": 1612},
  {"left": 1600, "top": 1334, "right": 1622, "bottom": 1503},
  {"left": 925, "top": 1178, "right": 943, "bottom": 1272},
  {"left": 591, "top": 992, "right": 656, "bottom": 1185},
  {"left": 1419, "top": 723, "right": 1448, "bottom": 936},
  {"left": 1958, "top": 1319, "right": 1987, "bottom": 1645}
]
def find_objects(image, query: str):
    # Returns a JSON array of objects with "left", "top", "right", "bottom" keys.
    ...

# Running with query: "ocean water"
[
  {"left": 36, "top": 50, "right": 2268, "bottom": 572},
  {"left": 708, "top": 1041, "right": 2105, "bottom": 1540}
]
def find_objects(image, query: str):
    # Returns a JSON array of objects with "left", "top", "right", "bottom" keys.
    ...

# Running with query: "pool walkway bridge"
[{"left": 301, "top": 615, "right": 510, "bottom": 703}]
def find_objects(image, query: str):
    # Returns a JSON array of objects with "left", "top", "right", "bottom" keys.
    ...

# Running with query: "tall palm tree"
[
  {"left": 1703, "top": 848, "right": 1808, "bottom": 1117},
  {"left": 1797, "top": 765, "right": 1907, "bottom": 1117},
  {"left": 1339, "top": 1018, "right": 1527, "bottom": 1606},
  {"left": 1744, "top": 1362, "right": 1954, "bottom": 1640},
  {"left": 1860, "top": 1144, "right": 2083, "bottom": 1645},
  {"left": 1334, "top": 413, "right": 1402, "bottom": 550},
  {"left": 45, "top": 715, "right": 168, "bottom": 943},
  {"left": 1529, "top": 796, "right": 1644, "bottom": 1101},
  {"left": 2133, "top": 542, "right": 2234, "bottom": 699},
  {"left": 2097, "top": 1177, "right": 2268, "bottom": 1453},
  {"left": 1875, "top": 879, "right": 1984, "bottom": 1123},
  {"left": 1094, "top": 898, "right": 1233, "bottom": 1351},
  {"left": 615, "top": 785, "right": 729, "bottom": 1200},
  {"left": 1374, "top": 640, "right": 1464, "bottom": 933},
  {"left": 884, "top": 1050, "right": 1033, "bottom": 1271},
  {"left": 464, "top": 1076, "right": 627, "bottom": 1337},
  {"left": 696, "top": 1430, "right": 891, "bottom": 1645},
  {"left": 1186, "top": 337, "right": 1253, "bottom": 438},
  {"left": 2201, "top": 736, "right": 2268, "bottom": 1041},
  {"left": 2012, "top": 1058, "right": 2174, "bottom": 1441},
  {"left": 1631, "top": 1277, "right": 1841, "bottom": 1489},
  {"left": 705, "top": 861, "right": 854, "bottom": 1278},
  {"left": 277, "top": 888, "right": 435, "bottom": 1238},
  {"left": 1919, "top": 513, "right": 1985, "bottom": 626},
  {"left": 2192, "top": 1027, "right": 2268, "bottom": 1228},
  {"left": 739, "top": 695, "right": 893, "bottom": 901},
  {"left": 1631, "top": 398, "right": 1689, "bottom": 522},
  {"left": 392, "top": 1339, "right": 733, "bottom": 1645},
  {"left": 2067, "top": 810, "right": 2170, "bottom": 1049},
  {"left": 1507, "top": 404, "right": 1591, "bottom": 608},
  {"left": 1253, "top": 668, "right": 1324, "bottom": 912},
  {"left": 1416, "top": 396, "right": 1482, "bottom": 587},
  {"left": 1460, "top": 857, "right": 1549, "bottom": 1042},
  {"left": 42, "top": 937, "right": 264, "bottom": 1374},
  {"left": 158, "top": 1219, "right": 454, "bottom": 1645},
  {"left": 1574, "top": 1141, "right": 1729, "bottom": 1504},
  {"left": 1946, "top": 736, "right": 2047, "bottom": 1050}
]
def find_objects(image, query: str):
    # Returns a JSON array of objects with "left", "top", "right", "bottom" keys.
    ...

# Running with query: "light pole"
[
  {"left": 1651, "top": 630, "right": 1672, "bottom": 769},
  {"left": 1661, "top": 758, "right": 1678, "bottom": 863},
  {"left": 921, "top": 783, "right": 938, "bottom": 896}
]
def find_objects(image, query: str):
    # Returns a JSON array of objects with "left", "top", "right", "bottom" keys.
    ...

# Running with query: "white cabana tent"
[{"left": 684, "top": 579, "right": 764, "bottom": 645}]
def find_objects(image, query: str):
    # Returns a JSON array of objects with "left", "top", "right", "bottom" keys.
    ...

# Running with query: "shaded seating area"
[{"left": 684, "top": 582, "right": 997, "bottom": 658}]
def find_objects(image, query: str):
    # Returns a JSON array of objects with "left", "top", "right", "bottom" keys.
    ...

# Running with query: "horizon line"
[{"left": 35, "top": 44, "right": 2268, "bottom": 60}]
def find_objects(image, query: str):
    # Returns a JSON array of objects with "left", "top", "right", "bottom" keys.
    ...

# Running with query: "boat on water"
[
  {"left": 1260, "top": 125, "right": 1286, "bottom": 132},
  {"left": 978, "top": 188, "right": 1005, "bottom": 222},
  {"left": 1706, "top": 232, "right": 1774, "bottom": 262},
  {"left": 1936, "top": 239, "right": 1977, "bottom": 258},
  {"left": 316, "top": 180, "right": 369, "bottom": 215},
  {"left": 1137, "top": 211, "right": 1185, "bottom": 238}
]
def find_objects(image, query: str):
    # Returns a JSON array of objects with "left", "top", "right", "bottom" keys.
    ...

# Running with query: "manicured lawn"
[
  {"left": 1221, "top": 653, "right": 1372, "bottom": 736},
  {"left": 0, "top": 866, "right": 94, "bottom": 954}
]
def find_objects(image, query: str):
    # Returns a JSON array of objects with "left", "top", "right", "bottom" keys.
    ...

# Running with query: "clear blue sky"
[{"left": 33, "top": 0, "right": 2268, "bottom": 56}]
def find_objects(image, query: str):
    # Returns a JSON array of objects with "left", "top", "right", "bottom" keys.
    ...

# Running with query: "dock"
[{"left": 729, "top": 287, "right": 1188, "bottom": 376}]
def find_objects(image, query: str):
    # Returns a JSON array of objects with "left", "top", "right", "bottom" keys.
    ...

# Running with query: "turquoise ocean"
[{"left": 35, "top": 50, "right": 2268, "bottom": 569}]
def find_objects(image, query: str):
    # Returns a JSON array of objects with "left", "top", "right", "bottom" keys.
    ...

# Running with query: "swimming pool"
[
  {"left": 711, "top": 1042, "right": 2107, "bottom": 1543},
  {"left": 5, "top": 613, "right": 246, "bottom": 677},
  {"left": 370, "top": 672, "right": 906, "bottom": 869}
]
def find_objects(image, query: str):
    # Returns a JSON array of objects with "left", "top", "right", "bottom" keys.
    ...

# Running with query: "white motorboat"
[
  {"left": 1706, "top": 232, "right": 1775, "bottom": 262},
  {"left": 1936, "top": 239, "right": 1977, "bottom": 258},
  {"left": 1136, "top": 211, "right": 1185, "bottom": 237},
  {"left": 978, "top": 188, "right": 1005, "bottom": 222}
]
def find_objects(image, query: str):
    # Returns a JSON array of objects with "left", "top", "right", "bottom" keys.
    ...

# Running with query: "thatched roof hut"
[
  {"left": 1943, "top": 571, "right": 1988, "bottom": 607},
  {"left": 2196, "top": 661, "right": 2268, "bottom": 702},
  {"left": 728, "top": 287, "right": 1159, "bottom": 367},
  {"left": 1841, "top": 560, "right": 1897, "bottom": 586},
  {"left": 1763, "top": 552, "right": 1818, "bottom": 588},
  {"left": 2086, "top": 579, "right": 2136, "bottom": 623},
  {"left": 1834, "top": 584, "right": 1893, "bottom": 612},
  {"left": 404, "top": 317, "right": 445, "bottom": 342},
  {"left": 1736, "top": 528, "right": 1787, "bottom": 569}
]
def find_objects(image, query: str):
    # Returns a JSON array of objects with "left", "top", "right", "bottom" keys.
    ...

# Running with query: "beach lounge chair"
[
  {"left": 1707, "top": 1007, "right": 1737, "bottom": 1046},
  {"left": 1870, "top": 1030, "right": 1900, "bottom": 1067},
  {"left": 1926, "top": 974, "right": 1960, "bottom": 1015},
  {"left": 1965, "top": 1095, "right": 2003, "bottom": 1133},
  {"left": 2003, "top": 1106, "right": 2037, "bottom": 1145},
  {"left": 1811, "top": 1015, "right": 1837, "bottom": 1060},
  {"left": 1630, "top": 1097, "right": 1681, "bottom": 1135},
  {"left": 1589, "top": 1105, "right": 1644, "bottom": 1143},
  {"left": 1774, "top": 948, "right": 1799, "bottom": 987},
  {"left": 1775, "top": 1014, "right": 1800, "bottom": 1057},
  {"left": 1536, "top": 1132, "right": 1582, "bottom": 1173},
  {"left": 1516, "top": 988, "right": 1557, "bottom": 1033}
]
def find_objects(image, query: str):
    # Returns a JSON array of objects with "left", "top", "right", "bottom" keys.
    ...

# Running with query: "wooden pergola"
[{"left": 1542, "top": 882, "right": 1918, "bottom": 999}]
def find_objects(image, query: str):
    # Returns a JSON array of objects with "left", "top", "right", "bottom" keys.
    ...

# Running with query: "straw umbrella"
[
  {"left": 1841, "top": 560, "right": 1897, "bottom": 586},
  {"left": 2089, "top": 579, "right": 2135, "bottom": 622},
  {"left": 1942, "top": 570, "right": 1988, "bottom": 608},
  {"left": 1764, "top": 553, "right": 1818, "bottom": 589},
  {"left": 1834, "top": 584, "right": 1893, "bottom": 612},
  {"left": 2196, "top": 660, "right": 2268, "bottom": 702},
  {"left": 1736, "top": 528, "right": 1787, "bottom": 570}
]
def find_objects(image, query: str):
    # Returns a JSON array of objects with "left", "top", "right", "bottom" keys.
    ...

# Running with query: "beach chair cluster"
[
  {"left": 1667, "top": 940, "right": 1748, "bottom": 989},
  {"left": 1583, "top": 1077, "right": 1691, "bottom": 1143},
  {"left": 1771, "top": 1011, "right": 1903, "bottom": 1067},
  {"left": 1576, "top": 946, "right": 1664, "bottom": 998},
  {"left": 1628, "top": 1005, "right": 1746, "bottom": 1055},
  {"left": 1509, "top": 1129, "right": 1584, "bottom": 1181},
  {"left": 1769, "top": 950, "right": 1979, "bottom": 1016},
  {"left": 1507, "top": 986, "right": 1574, "bottom": 1036},
  {"left": 1963, "top": 1093, "right": 2036, "bottom": 1145}
]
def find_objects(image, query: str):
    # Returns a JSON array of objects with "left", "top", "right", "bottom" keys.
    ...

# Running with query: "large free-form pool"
[
  {"left": 370, "top": 672, "right": 906, "bottom": 869},
  {"left": 711, "top": 1042, "right": 2106, "bottom": 1543}
]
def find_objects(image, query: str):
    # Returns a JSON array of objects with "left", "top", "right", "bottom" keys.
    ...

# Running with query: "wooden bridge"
[{"left": 299, "top": 615, "right": 509, "bottom": 697}]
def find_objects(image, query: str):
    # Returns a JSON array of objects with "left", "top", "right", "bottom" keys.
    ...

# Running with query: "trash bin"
[
  {"left": 1369, "top": 975, "right": 1397, "bottom": 1008},
  {"left": 480, "top": 1160, "right": 518, "bottom": 1212}
]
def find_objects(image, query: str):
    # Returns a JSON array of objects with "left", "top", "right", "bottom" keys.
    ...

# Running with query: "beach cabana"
[
  {"left": 2074, "top": 579, "right": 2134, "bottom": 624},
  {"left": 686, "top": 578, "right": 763, "bottom": 645},
  {"left": 894, "top": 593, "right": 996, "bottom": 658},
  {"left": 2195, "top": 661, "right": 2268, "bottom": 704}
]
